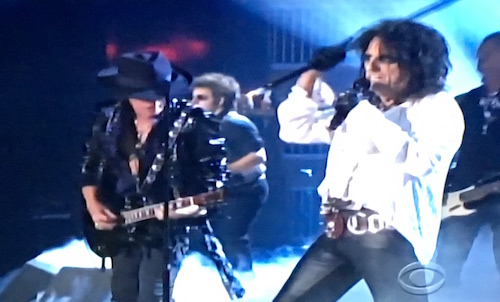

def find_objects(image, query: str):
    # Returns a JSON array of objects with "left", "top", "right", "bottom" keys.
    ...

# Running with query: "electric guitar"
[
  {"left": 441, "top": 180, "right": 500, "bottom": 220},
  {"left": 83, "top": 189, "right": 226, "bottom": 258}
]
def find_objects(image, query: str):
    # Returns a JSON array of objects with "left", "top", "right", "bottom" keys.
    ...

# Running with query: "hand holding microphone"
[
  {"left": 329, "top": 89, "right": 361, "bottom": 130},
  {"left": 328, "top": 78, "right": 380, "bottom": 130}
]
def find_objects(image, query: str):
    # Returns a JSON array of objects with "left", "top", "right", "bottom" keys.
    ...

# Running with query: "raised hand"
[{"left": 309, "top": 46, "right": 346, "bottom": 71}]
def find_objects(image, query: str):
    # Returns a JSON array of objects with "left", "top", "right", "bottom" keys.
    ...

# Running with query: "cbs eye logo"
[{"left": 398, "top": 262, "right": 446, "bottom": 295}]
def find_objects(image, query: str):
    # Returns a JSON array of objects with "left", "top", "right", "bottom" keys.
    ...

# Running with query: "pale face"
[
  {"left": 363, "top": 36, "right": 410, "bottom": 105},
  {"left": 477, "top": 40, "right": 500, "bottom": 93},
  {"left": 191, "top": 87, "right": 222, "bottom": 114}
]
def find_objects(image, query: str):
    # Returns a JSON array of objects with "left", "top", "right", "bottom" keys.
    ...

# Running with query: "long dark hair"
[
  {"left": 114, "top": 100, "right": 138, "bottom": 161},
  {"left": 357, "top": 19, "right": 451, "bottom": 99}
]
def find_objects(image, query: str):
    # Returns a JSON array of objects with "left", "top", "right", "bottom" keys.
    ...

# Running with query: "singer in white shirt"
[{"left": 274, "top": 19, "right": 464, "bottom": 302}]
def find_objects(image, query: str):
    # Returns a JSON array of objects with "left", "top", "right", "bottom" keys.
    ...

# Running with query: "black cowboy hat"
[{"left": 97, "top": 51, "right": 192, "bottom": 101}]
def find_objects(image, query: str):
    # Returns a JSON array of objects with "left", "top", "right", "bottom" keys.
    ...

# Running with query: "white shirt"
[{"left": 277, "top": 81, "right": 464, "bottom": 265}]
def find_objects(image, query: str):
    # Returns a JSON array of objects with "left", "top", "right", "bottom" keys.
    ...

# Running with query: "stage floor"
[{"left": 1, "top": 226, "right": 499, "bottom": 302}]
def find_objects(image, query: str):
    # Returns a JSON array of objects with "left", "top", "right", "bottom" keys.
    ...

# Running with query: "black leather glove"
[
  {"left": 329, "top": 90, "right": 360, "bottom": 130},
  {"left": 309, "top": 46, "right": 346, "bottom": 71}
]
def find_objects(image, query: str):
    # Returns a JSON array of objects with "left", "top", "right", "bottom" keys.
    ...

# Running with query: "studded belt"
[{"left": 321, "top": 199, "right": 393, "bottom": 239}]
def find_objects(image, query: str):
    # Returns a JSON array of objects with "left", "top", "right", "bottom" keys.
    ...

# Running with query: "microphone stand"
[
  {"left": 162, "top": 114, "right": 172, "bottom": 302},
  {"left": 259, "top": 0, "right": 460, "bottom": 91},
  {"left": 161, "top": 103, "right": 190, "bottom": 302},
  {"left": 163, "top": 195, "right": 171, "bottom": 302}
]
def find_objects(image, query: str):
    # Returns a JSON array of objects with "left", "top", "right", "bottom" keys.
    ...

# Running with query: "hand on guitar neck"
[{"left": 153, "top": 203, "right": 202, "bottom": 220}]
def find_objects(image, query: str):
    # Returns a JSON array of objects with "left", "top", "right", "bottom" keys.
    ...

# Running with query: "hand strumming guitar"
[
  {"left": 83, "top": 186, "right": 118, "bottom": 230},
  {"left": 87, "top": 199, "right": 118, "bottom": 230}
]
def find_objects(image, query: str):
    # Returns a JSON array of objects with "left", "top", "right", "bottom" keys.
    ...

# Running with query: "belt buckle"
[
  {"left": 324, "top": 211, "right": 345, "bottom": 239},
  {"left": 346, "top": 212, "right": 386, "bottom": 235}
]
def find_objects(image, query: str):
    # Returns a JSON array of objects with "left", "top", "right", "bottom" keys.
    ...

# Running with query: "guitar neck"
[
  {"left": 121, "top": 203, "right": 164, "bottom": 225},
  {"left": 460, "top": 180, "right": 500, "bottom": 203},
  {"left": 120, "top": 189, "right": 225, "bottom": 225}
]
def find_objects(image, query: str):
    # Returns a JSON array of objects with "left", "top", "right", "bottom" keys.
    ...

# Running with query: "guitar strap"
[
  {"left": 99, "top": 103, "right": 190, "bottom": 198},
  {"left": 138, "top": 108, "right": 191, "bottom": 194}
]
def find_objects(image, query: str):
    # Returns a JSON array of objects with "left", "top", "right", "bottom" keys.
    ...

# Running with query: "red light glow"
[{"left": 143, "top": 36, "right": 210, "bottom": 62}]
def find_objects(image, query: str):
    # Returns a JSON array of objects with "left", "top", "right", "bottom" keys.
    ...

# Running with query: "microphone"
[
  {"left": 328, "top": 89, "right": 360, "bottom": 131},
  {"left": 352, "top": 77, "right": 370, "bottom": 92},
  {"left": 186, "top": 106, "right": 205, "bottom": 118},
  {"left": 328, "top": 77, "right": 377, "bottom": 131}
]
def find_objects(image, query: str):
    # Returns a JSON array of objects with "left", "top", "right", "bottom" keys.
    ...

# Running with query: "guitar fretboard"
[
  {"left": 120, "top": 190, "right": 225, "bottom": 225},
  {"left": 460, "top": 180, "right": 500, "bottom": 203}
]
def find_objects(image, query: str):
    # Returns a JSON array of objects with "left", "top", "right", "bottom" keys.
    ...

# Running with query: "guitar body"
[
  {"left": 82, "top": 189, "right": 227, "bottom": 258},
  {"left": 441, "top": 187, "right": 477, "bottom": 220},
  {"left": 442, "top": 179, "right": 500, "bottom": 220},
  {"left": 82, "top": 209, "right": 124, "bottom": 258},
  {"left": 82, "top": 193, "right": 161, "bottom": 259}
]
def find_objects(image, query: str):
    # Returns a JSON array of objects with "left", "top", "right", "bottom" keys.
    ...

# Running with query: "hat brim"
[{"left": 127, "top": 89, "right": 167, "bottom": 101}]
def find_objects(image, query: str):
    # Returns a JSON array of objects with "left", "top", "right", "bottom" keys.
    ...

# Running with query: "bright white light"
[
  {"left": 299, "top": 168, "right": 313, "bottom": 177},
  {"left": 27, "top": 239, "right": 374, "bottom": 301}
]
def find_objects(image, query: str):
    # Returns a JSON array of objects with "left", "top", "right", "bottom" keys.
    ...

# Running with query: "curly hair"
[
  {"left": 357, "top": 19, "right": 451, "bottom": 99},
  {"left": 191, "top": 73, "right": 241, "bottom": 113}
]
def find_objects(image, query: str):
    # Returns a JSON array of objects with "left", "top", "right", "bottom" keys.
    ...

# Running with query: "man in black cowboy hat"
[
  {"left": 82, "top": 51, "right": 179, "bottom": 302},
  {"left": 81, "top": 51, "right": 243, "bottom": 302}
]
